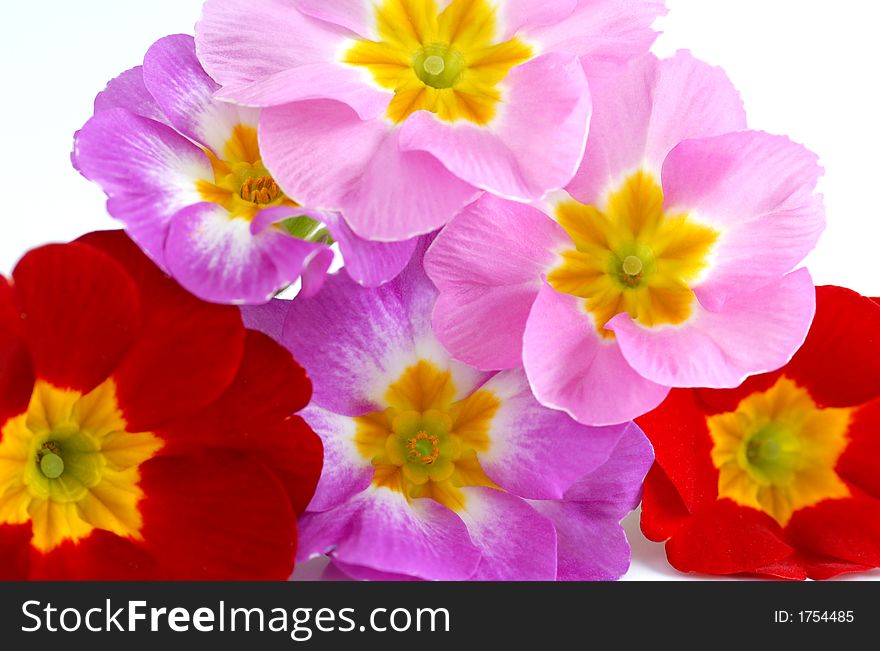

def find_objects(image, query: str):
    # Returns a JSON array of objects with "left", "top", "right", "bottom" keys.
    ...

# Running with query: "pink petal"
[
  {"left": 424, "top": 194, "right": 568, "bottom": 370},
  {"left": 523, "top": 283, "right": 670, "bottom": 425},
  {"left": 400, "top": 53, "right": 591, "bottom": 201},
  {"left": 478, "top": 370, "right": 631, "bottom": 499},
  {"left": 144, "top": 34, "right": 261, "bottom": 154},
  {"left": 568, "top": 51, "right": 746, "bottom": 205},
  {"left": 459, "top": 487, "right": 557, "bottom": 581},
  {"left": 291, "top": 0, "right": 372, "bottom": 36},
  {"left": 608, "top": 268, "right": 817, "bottom": 388},
  {"left": 527, "top": 0, "right": 667, "bottom": 76},
  {"left": 196, "top": 0, "right": 344, "bottom": 89},
  {"left": 660, "top": 131, "right": 825, "bottom": 310},
  {"left": 500, "top": 0, "right": 578, "bottom": 36},
  {"left": 260, "top": 100, "right": 479, "bottom": 241}
]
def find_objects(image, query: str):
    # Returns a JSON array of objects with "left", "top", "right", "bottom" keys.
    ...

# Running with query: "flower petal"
[
  {"left": 282, "top": 253, "right": 486, "bottom": 415},
  {"left": 499, "top": 0, "right": 577, "bottom": 37},
  {"left": 260, "top": 100, "right": 479, "bottom": 241},
  {"left": 563, "top": 422, "right": 654, "bottom": 517},
  {"left": 93, "top": 66, "right": 168, "bottom": 124},
  {"left": 290, "top": 0, "right": 372, "bottom": 36},
  {"left": 425, "top": 194, "right": 569, "bottom": 370},
  {"left": 636, "top": 389, "right": 719, "bottom": 514},
  {"left": 786, "top": 496, "right": 880, "bottom": 570},
  {"left": 196, "top": 0, "right": 343, "bottom": 88},
  {"left": 78, "top": 231, "right": 246, "bottom": 431},
  {"left": 297, "top": 486, "right": 481, "bottom": 581},
  {"left": 838, "top": 397, "right": 880, "bottom": 499},
  {"left": 143, "top": 34, "right": 260, "bottom": 154},
  {"left": 28, "top": 531, "right": 158, "bottom": 580},
  {"left": 0, "top": 524, "right": 32, "bottom": 580},
  {"left": 523, "top": 283, "right": 670, "bottom": 426},
  {"left": 478, "top": 370, "right": 631, "bottom": 499},
  {"left": 458, "top": 487, "right": 557, "bottom": 581},
  {"left": 165, "top": 203, "right": 333, "bottom": 304},
  {"left": 12, "top": 242, "right": 140, "bottom": 392},
  {"left": 400, "top": 53, "right": 591, "bottom": 201},
  {"left": 525, "top": 0, "right": 666, "bottom": 76},
  {"left": 640, "top": 463, "right": 692, "bottom": 542},
  {"left": 660, "top": 131, "right": 824, "bottom": 310},
  {"left": 665, "top": 500, "right": 793, "bottom": 576},
  {"left": 785, "top": 285, "right": 880, "bottom": 407},
  {"left": 530, "top": 500, "right": 630, "bottom": 581},
  {"left": 322, "top": 212, "right": 419, "bottom": 288},
  {"left": 568, "top": 51, "right": 746, "bottom": 205},
  {"left": 0, "top": 279, "right": 34, "bottom": 423},
  {"left": 298, "top": 404, "right": 373, "bottom": 512},
  {"left": 72, "top": 108, "right": 211, "bottom": 268},
  {"left": 609, "top": 268, "right": 816, "bottom": 388},
  {"left": 240, "top": 298, "right": 291, "bottom": 342},
  {"left": 140, "top": 452, "right": 299, "bottom": 579}
]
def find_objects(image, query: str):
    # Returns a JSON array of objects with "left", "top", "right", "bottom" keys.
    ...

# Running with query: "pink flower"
[
  {"left": 195, "top": 0, "right": 666, "bottom": 242},
  {"left": 425, "top": 52, "right": 825, "bottom": 426}
]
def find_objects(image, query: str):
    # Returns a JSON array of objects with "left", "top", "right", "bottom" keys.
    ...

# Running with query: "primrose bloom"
[
  {"left": 195, "top": 0, "right": 666, "bottom": 241},
  {"left": 257, "top": 246, "right": 652, "bottom": 580},
  {"left": 640, "top": 287, "right": 880, "bottom": 580},
  {"left": 0, "top": 231, "right": 321, "bottom": 579},
  {"left": 73, "top": 34, "right": 414, "bottom": 304},
  {"left": 426, "top": 52, "right": 824, "bottom": 425}
]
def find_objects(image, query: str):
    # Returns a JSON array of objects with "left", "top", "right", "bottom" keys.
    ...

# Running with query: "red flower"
[
  {"left": 639, "top": 286, "right": 880, "bottom": 580},
  {"left": 0, "top": 231, "right": 322, "bottom": 579}
]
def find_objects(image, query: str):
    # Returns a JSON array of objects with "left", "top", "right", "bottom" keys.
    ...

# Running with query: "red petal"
[
  {"left": 748, "top": 554, "right": 807, "bottom": 580},
  {"left": 139, "top": 452, "right": 298, "bottom": 579},
  {"left": 797, "top": 551, "right": 875, "bottom": 580},
  {"left": 78, "top": 231, "right": 246, "bottom": 431},
  {"left": 636, "top": 389, "right": 719, "bottom": 513},
  {"left": 155, "top": 330, "right": 322, "bottom": 514},
  {"left": 640, "top": 463, "right": 691, "bottom": 542},
  {"left": 0, "top": 524, "right": 32, "bottom": 580},
  {"left": 837, "top": 396, "right": 880, "bottom": 498},
  {"left": 693, "top": 371, "right": 782, "bottom": 416},
  {"left": 785, "top": 285, "right": 880, "bottom": 407},
  {"left": 786, "top": 496, "right": 880, "bottom": 568},
  {"left": 28, "top": 531, "right": 158, "bottom": 580},
  {"left": 12, "top": 242, "right": 140, "bottom": 392},
  {"left": 665, "top": 500, "right": 793, "bottom": 575}
]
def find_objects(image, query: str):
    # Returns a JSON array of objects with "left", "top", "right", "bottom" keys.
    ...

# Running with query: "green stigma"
[
  {"left": 39, "top": 452, "right": 65, "bottom": 479},
  {"left": 413, "top": 43, "right": 465, "bottom": 89}
]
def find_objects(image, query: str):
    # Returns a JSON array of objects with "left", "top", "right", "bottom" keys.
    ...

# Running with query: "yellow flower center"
[
  {"left": 548, "top": 171, "right": 720, "bottom": 338},
  {"left": 0, "top": 380, "right": 163, "bottom": 552},
  {"left": 343, "top": 0, "right": 533, "bottom": 124},
  {"left": 196, "top": 124, "right": 297, "bottom": 221},
  {"left": 355, "top": 360, "right": 500, "bottom": 511},
  {"left": 708, "top": 376, "right": 852, "bottom": 526}
]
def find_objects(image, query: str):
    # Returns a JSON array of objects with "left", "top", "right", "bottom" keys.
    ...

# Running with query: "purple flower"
[
  {"left": 73, "top": 34, "right": 415, "bottom": 304},
  {"left": 246, "top": 244, "right": 653, "bottom": 580}
]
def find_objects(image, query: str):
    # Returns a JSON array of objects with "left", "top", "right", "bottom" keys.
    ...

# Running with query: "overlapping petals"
[
  {"left": 640, "top": 287, "right": 880, "bottom": 579},
  {"left": 196, "top": 0, "right": 666, "bottom": 242},
  {"left": 0, "top": 231, "right": 321, "bottom": 580},
  {"left": 245, "top": 245, "right": 652, "bottom": 580},
  {"left": 426, "top": 52, "right": 824, "bottom": 426},
  {"left": 73, "top": 34, "right": 412, "bottom": 304}
]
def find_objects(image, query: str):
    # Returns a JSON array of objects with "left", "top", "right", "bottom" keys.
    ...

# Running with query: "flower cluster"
[{"left": 1, "top": 0, "right": 876, "bottom": 580}]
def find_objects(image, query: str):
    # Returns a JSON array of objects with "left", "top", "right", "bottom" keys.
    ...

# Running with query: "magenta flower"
[
  {"left": 243, "top": 246, "right": 653, "bottom": 580},
  {"left": 425, "top": 52, "right": 825, "bottom": 425},
  {"left": 195, "top": 0, "right": 667, "bottom": 242},
  {"left": 73, "top": 34, "right": 416, "bottom": 304}
]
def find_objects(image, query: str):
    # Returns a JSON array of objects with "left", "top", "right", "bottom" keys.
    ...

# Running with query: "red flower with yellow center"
[
  {"left": 0, "top": 231, "right": 321, "bottom": 580},
  {"left": 639, "top": 286, "right": 880, "bottom": 579}
]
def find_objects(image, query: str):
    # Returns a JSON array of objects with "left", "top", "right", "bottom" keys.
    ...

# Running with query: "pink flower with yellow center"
[
  {"left": 195, "top": 0, "right": 667, "bottom": 241},
  {"left": 425, "top": 52, "right": 825, "bottom": 426},
  {"left": 244, "top": 244, "right": 653, "bottom": 580},
  {"left": 73, "top": 35, "right": 418, "bottom": 304}
]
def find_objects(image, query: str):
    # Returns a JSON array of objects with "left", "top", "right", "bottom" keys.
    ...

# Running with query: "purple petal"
[
  {"left": 478, "top": 369, "right": 630, "bottom": 499},
  {"left": 296, "top": 487, "right": 481, "bottom": 581},
  {"left": 93, "top": 66, "right": 168, "bottom": 124}
]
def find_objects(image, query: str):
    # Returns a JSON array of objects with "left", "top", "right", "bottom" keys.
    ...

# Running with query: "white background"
[{"left": 1, "top": 1, "right": 878, "bottom": 580}]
